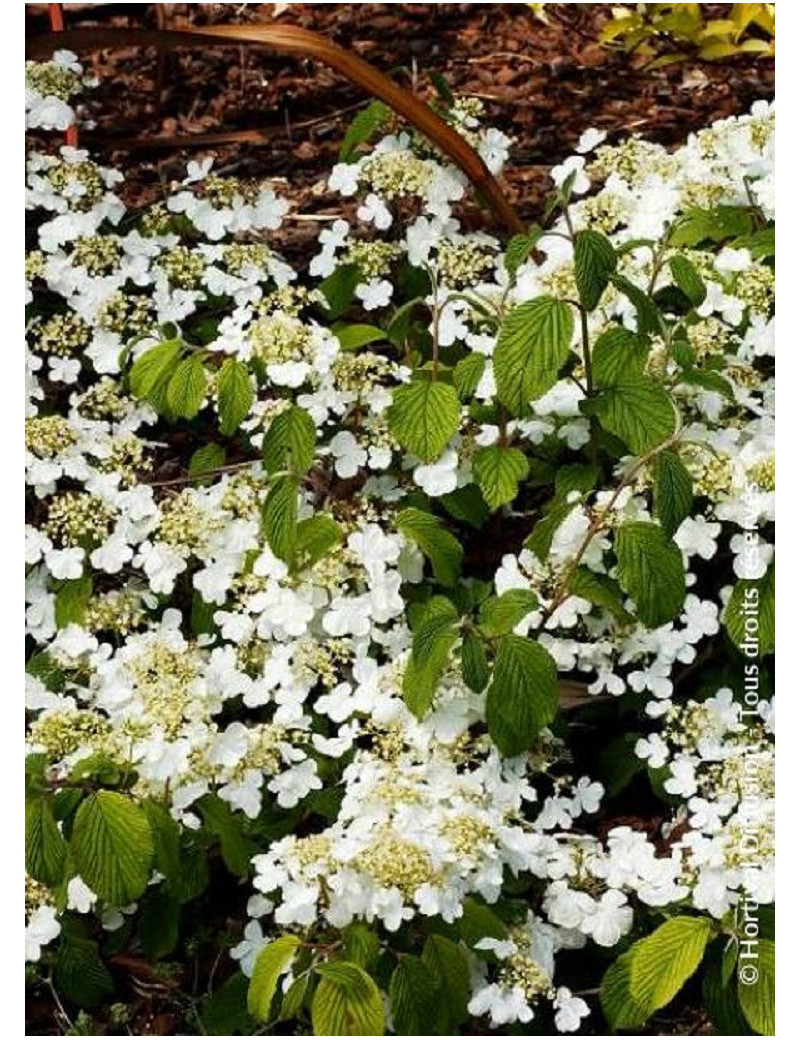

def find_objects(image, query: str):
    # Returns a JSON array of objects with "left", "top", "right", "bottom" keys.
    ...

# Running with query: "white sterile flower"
[
  {"left": 44, "top": 546, "right": 85, "bottom": 579},
  {"left": 674, "top": 515, "right": 721, "bottom": 560},
  {"left": 730, "top": 532, "right": 773, "bottom": 579},
  {"left": 413, "top": 448, "right": 459, "bottom": 496},
  {"left": 550, "top": 155, "right": 590, "bottom": 195},
  {"left": 25, "top": 905, "right": 61, "bottom": 962},
  {"left": 468, "top": 983, "right": 534, "bottom": 1026},
  {"left": 636, "top": 733, "right": 669, "bottom": 768},
  {"left": 66, "top": 876, "right": 97, "bottom": 914},
  {"left": 355, "top": 278, "right": 393, "bottom": 310},
  {"left": 357, "top": 192, "right": 393, "bottom": 229},
  {"left": 185, "top": 156, "right": 214, "bottom": 183},
  {"left": 572, "top": 777, "right": 603, "bottom": 815},
  {"left": 328, "top": 430, "right": 367, "bottom": 478},
  {"left": 230, "top": 918, "right": 269, "bottom": 977},
  {"left": 664, "top": 756, "right": 698, "bottom": 797},
  {"left": 91, "top": 533, "right": 133, "bottom": 574},
  {"left": 328, "top": 163, "right": 360, "bottom": 195},
  {"left": 576, "top": 128, "right": 607, "bottom": 154},
  {"left": 553, "top": 987, "right": 590, "bottom": 1032},
  {"left": 581, "top": 889, "right": 633, "bottom": 946}
]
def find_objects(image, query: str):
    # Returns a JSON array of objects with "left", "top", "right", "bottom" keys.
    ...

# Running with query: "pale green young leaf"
[
  {"left": 248, "top": 935, "right": 302, "bottom": 1022},
  {"left": 71, "top": 791, "right": 154, "bottom": 905},
  {"left": 311, "top": 961, "right": 385, "bottom": 1036},
  {"left": 738, "top": 938, "right": 774, "bottom": 1035},
  {"left": 296, "top": 515, "right": 344, "bottom": 568},
  {"left": 262, "top": 405, "right": 316, "bottom": 476},
  {"left": 166, "top": 355, "right": 207, "bottom": 419},
  {"left": 129, "top": 339, "right": 182, "bottom": 410},
  {"left": 387, "top": 380, "right": 461, "bottom": 463},
  {"left": 478, "top": 589, "right": 539, "bottom": 637},
  {"left": 217, "top": 358, "right": 254, "bottom": 436},
  {"left": 723, "top": 562, "right": 774, "bottom": 655},
  {"left": 494, "top": 297, "right": 574, "bottom": 415},
  {"left": 473, "top": 445, "right": 529, "bottom": 510}
]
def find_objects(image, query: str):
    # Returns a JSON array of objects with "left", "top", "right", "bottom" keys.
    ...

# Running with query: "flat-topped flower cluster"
[{"left": 25, "top": 52, "right": 774, "bottom": 1036}]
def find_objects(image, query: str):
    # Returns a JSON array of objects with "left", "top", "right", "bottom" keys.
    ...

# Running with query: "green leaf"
[
  {"left": 201, "top": 972, "right": 257, "bottom": 1036},
  {"left": 248, "top": 935, "right": 302, "bottom": 1022},
  {"left": 453, "top": 353, "right": 486, "bottom": 401},
  {"left": 525, "top": 499, "right": 576, "bottom": 562},
  {"left": 403, "top": 598, "right": 459, "bottom": 718},
  {"left": 601, "top": 916, "right": 713, "bottom": 1030},
  {"left": 262, "top": 405, "right": 316, "bottom": 476},
  {"left": 333, "top": 323, "right": 386, "bottom": 350},
  {"left": 55, "top": 928, "right": 114, "bottom": 1007},
  {"left": 396, "top": 507, "right": 463, "bottom": 586},
  {"left": 723, "top": 563, "right": 775, "bottom": 656},
  {"left": 439, "top": 484, "right": 490, "bottom": 529},
  {"left": 583, "top": 379, "right": 676, "bottom": 453},
  {"left": 142, "top": 799, "right": 181, "bottom": 885},
  {"left": 592, "top": 326, "right": 650, "bottom": 387},
  {"left": 188, "top": 442, "right": 225, "bottom": 482},
  {"left": 504, "top": 227, "right": 543, "bottom": 281},
  {"left": 70, "top": 791, "right": 154, "bottom": 906},
  {"left": 494, "top": 296, "right": 574, "bottom": 415},
  {"left": 615, "top": 522, "right": 686, "bottom": 628},
  {"left": 653, "top": 450, "right": 694, "bottom": 538},
  {"left": 129, "top": 339, "right": 182, "bottom": 410},
  {"left": 296, "top": 515, "right": 344, "bottom": 568},
  {"left": 166, "top": 354, "right": 207, "bottom": 419},
  {"left": 311, "top": 962, "right": 385, "bottom": 1036},
  {"left": 611, "top": 273, "right": 661, "bottom": 335},
  {"left": 421, "top": 936, "right": 470, "bottom": 1030},
  {"left": 458, "top": 898, "right": 508, "bottom": 949},
  {"left": 387, "top": 380, "right": 461, "bottom": 463},
  {"left": 342, "top": 923, "right": 382, "bottom": 969},
  {"left": 318, "top": 264, "right": 361, "bottom": 318},
  {"left": 473, "top": 445, "right": 528, "bottom": 510},
  {"left": 461, "top": 631, "right": 490, "bottom": 693},
  {"left": 217, "top": 358, "right": 254, "bottom": 436},
  {"left": 198, "top": 793, "right": 255, "bottom": 877},
  {"left": 339, "top": 100, "right": 391, "bottom": 162},
  {"left": 138, "top": 890, "right": 181, "bottom": 961},
  {"left": 568, "top": 567, "right": 633, "bottom": 623},
  {"left": 390, "top": 955, "right": 441, "bottom": 1036},
  {"left": 669, "top": 255, "right": 706, "bottom": 306},
  {"left": 54, "top": 574, "right": 92, "bottom": 629},
  {"left": 262, "top": 476, "right": 298, "bottom": 564},
  {"left": 478, "top": 589, "right": 539, "bottom": 637},
  {"left": 486, "top": 635, "right": 558, "bottom": 756},
  {"left": 737, "top": 938, "right": 774, "bottom": 1035},
  {"left": 574, "top": 230, "right": 617, "bottom": 311},
  {"left": 26, "top": 798, "right": 68, "bottom": 886}
]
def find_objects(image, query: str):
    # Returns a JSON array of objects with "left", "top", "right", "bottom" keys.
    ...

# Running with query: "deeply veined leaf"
[
  {"left": 262, "top": 475, "right": 298, "bottom": 564},
  {"left": 504, "top": 226, "right": 543, "bottom": 281},
  {"left": 217, "top": 357, "right": 254, "bottom": 435},
  {"left": 486, "top": 635, "right": 558, "bottom": 756},
  {"left": 248, "top": 935, "right": 302, "bottom": 1021},
  {"left": 574, "top": 229, "right": 617, "bottom": 310},
  {"left": 296, "top": 515, "right": 343, "bottom": 568},
  {"left": 460, "top": 631, "right": 490, "bottom": 692},
  {"left": 592, "top": 326, "right": 650, "bottom": 387},
  {"left": 129, "top": 339, "right": 182, "bottom": 411},
  {"left": 389, "top": 955, "right": 441, "bottom": 1036},
  {"left": 403, "top": 597, "right": 459, "bottom": 718},
  {"left": 473, "top": 445, "right": 529, "bottom": 509},
  {"left": 387, "top": 380, "right": 461, "bottom": 463},
  {"left": 262, "top": 405, "right": 316, "bottom": 475},
  {"left": 333, "top": 323, "right": 386, "bottom": 351},
  {"left": 615, "top": 522, "right": 686, "bottom": 628},
  {"left": 583, "top": 378, "right": 676, "bottom": 453},
  {"left": 669, "top": 254, "right": 707, "bottom": 306},
  {"left": 494, "top": 296, "right": 574, "bottom": 414},
  {"left": 396, "top": 507, "right": 463, "bottom": 586},
  {"left": 54, "top": 929, "right": 114, "bottom": 1007},
  {"left": 421, "top": 935, "right": 470, "bottom": 1030},
  {"left": 478, "top": 589, "right": 539, "bottom": 637},
  {"left": 188, "top": 442, "right": 225, "bottom": 482},
  {"left": 26, "top": 798, "right": 68, "bottom": 886},
  {"left": 738, "top": 938, "right": 775, "bottom": 1035},
  {"left": 311, "top": 961, "right": 385, "bottom": 1036},
  {"left": 166, "top": 354, "right": 207, "bottom": 419},
  {"left": 70, "top": 791, "right": 154, "bottom": 906},
  {"left": 653, "top": 449, "right": 694, "bottom": 538},
  {"left": 601, "top": 916, "right": 712, "bottom": 1029},
  {"left": 453, "top": 353, "right": 486, "bottom": 401}
]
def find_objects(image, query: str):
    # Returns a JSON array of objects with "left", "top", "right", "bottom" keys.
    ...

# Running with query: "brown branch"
[{"left": 26, "top": 24, "right": 524, "bottom": 236}]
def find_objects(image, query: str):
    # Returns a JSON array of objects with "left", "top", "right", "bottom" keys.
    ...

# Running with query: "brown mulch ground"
[{"left": 27, "top": 3, "right": 774, "bottom": 251}]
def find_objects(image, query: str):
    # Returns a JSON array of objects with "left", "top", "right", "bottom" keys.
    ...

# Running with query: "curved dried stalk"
[{"left": 26, "top": 24, "right": 525, "bottom": 235}]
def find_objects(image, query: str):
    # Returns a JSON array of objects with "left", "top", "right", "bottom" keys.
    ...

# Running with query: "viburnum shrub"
[{"left": 26, "top": 46, "right": 774, "bottom": 1037}]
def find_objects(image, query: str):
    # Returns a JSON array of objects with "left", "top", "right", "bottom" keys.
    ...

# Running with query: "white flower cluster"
[{"left": 25, "top": 53, "right": 773, "bottom": 1037}]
